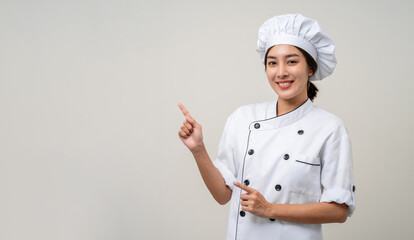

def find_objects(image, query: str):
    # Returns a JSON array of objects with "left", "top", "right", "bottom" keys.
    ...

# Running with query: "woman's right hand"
[{"left": 178, "top": 103, "right": 204, "bottom": 152}]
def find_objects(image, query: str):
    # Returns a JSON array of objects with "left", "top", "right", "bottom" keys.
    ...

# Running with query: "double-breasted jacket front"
[{"left": 213, "top": 99, "right": 356, "bottom": 240}]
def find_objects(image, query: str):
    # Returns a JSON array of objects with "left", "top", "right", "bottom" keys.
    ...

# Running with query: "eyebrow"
[{"left": 267, "top": 54, "right": 300, "bottom": 59}]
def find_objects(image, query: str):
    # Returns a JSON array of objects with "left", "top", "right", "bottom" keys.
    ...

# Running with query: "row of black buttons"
[
  {"left": 253, "top": 122, "right": 305, "bottom": 136},
  {"left": 248, "top": 151, "right": 289, "bottom": 160},
  {"left": 242, "top": 179, "right": 282, "bottom": 192},
  {"left": 239, "top": 210, "right": 276, "bottom": 222}
]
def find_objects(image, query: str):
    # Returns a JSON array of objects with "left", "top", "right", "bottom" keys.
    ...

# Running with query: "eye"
[
  {"left": 287, "top": 60, "right": 297, "bottom": 64},
  {"left": 268, "top": 61, "right": 277, "bottom": 66}
]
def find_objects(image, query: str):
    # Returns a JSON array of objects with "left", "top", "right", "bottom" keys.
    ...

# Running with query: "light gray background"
[{"left": 1, "top": 0, "right": 413, "bottom": 239}]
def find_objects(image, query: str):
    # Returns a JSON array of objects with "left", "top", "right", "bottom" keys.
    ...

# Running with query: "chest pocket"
[{"left": 290, "top": 155, "right": 321, "bottom": 198}]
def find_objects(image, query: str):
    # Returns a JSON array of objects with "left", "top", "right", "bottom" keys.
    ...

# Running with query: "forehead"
[{"left": 267, "top": 44, "right": 303, "bottom": 57}]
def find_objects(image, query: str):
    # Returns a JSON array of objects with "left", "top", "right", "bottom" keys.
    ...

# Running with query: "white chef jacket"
[{"left": 213, "top": 98, "right": 355, "bottom": 240}]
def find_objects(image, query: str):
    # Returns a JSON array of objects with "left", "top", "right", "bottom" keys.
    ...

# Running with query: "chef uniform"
[{"left": 213, "top": 14, "right": 356, "bottom": 240}]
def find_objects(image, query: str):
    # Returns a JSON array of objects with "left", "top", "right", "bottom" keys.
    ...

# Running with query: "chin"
[
  {"left": 272, "top": 86, "right": 307, "bottom": 102},
  {"left": 278, "top": 95, "right": 296, "bottom": 101},
  {"left": 273, "top": 91, "right": 295, "bottom": 100}
]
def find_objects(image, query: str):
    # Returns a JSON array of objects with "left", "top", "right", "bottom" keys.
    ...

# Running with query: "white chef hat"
[{"left": 257, "top": 14, "right": 336, "bottom": 81}]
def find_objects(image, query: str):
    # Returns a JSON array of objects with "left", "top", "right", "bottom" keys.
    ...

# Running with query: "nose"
[{"left": 277, "top": 63, "right": 289, "bottom": 79}]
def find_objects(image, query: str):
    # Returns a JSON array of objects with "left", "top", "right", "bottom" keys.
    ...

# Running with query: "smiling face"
[{"left": 266, "top": 44, "right": 313, "bottom": 103}]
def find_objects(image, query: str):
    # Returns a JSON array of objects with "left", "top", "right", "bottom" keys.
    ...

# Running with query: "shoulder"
[
  {"left": 224, "top": 100, "right": 274, "bottom": 128},
  {"left": 307, "top": 105, "right": 350, "bottom": 140},
  {"left": 230, "top": 100, "right": 274, "bottom": 119},
  {"left": 310, "top": 106, "right": 346, "bottom": 126}
]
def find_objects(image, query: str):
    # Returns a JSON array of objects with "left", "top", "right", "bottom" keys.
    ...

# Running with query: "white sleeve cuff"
[
  {"left": 320, "top": 188, "right": 356, "bottom": 217},
  {"left": 213, "top": 160, "right": 236, "bottom": 190}
]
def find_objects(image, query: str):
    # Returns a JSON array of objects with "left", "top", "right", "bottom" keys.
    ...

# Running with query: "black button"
[
  {"left": 269, "top": 218, "right": 275, "bottom": 221},
  {"left": 283, "top": 154, "right": 290, "bottom": 160},
  {"left": 248, "top": 149, "right": 254, "bottom": 155},
  {"left": 352, "top": 185, "right": 356, "bottom": 192},
  {"left": 298, "top": 130, "right": 304, "bottom": 135},
  {"left": 244, "top": 179, "right": 250, "bottom": 186},
  {"left": 240, "top": 211, "right": 246, "bottom": 217},
  {"left": 254, "top": 123, "right": 260, "bottom": 129},
  {"left": 275, "top": 184, "right": 282, "bottom": 191}
]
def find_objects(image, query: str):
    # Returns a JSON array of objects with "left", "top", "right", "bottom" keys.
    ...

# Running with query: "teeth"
[{"left": 279, "top": 81, "right": 292, "bottom": 86}]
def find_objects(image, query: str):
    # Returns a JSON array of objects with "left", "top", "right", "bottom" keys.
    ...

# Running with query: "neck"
[{"left": 277, "top": 96, "right": 308, "bottom": 116}]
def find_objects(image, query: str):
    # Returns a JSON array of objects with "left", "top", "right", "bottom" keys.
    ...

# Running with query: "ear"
[{"left": 308, "top": 67, "right": 314, "bottom": 77}]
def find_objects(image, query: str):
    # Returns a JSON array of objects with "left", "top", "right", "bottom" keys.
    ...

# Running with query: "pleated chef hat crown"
[{"left": 257, "top": 14, "right": 337, "bottom": 81}]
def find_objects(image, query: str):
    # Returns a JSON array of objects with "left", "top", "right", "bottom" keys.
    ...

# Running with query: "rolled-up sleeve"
[
  {"left": 213, "top": 113, "right": 238, "bottom": 190},
  {"left": 320, "top": 132, "right": 356, "bottom": 217}
]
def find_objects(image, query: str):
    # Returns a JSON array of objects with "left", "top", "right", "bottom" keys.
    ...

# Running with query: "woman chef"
[{"left": 178, "top": 14, "right": 355, "bottom": 240}]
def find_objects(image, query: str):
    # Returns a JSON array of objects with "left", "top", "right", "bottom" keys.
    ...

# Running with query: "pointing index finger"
[
  {"left": 233, "top": 181, "right": 254, "bottom": 193},
  {"left": 178, "top": 102, "right": 193, "bottom": 118}
]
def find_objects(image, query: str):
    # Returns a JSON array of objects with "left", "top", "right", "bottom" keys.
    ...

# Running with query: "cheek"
[
  {"left": 291, "top": 68, "right": 310, "bottom": 80},
  {"left": 266, "top": 69, "right": 275, "bottom": 80}
]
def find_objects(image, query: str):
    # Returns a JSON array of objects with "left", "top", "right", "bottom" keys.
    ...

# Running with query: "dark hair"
[{"left": 264, "top": 46, "right": 319, "bottom": 101}]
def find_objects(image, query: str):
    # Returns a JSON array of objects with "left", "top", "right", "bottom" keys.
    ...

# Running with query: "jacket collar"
[{"left": 251, "top": 98, "right": 314, "bottom": 130}]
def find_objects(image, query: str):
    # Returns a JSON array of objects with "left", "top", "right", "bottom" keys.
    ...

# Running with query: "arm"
[
  {"left": 234, "top": 181, "right": 348, "bottom": 224},
  {"left": 178, "top": 103, "right": 232, "bottom": 205},
  {"left": 266, "top": 202, "right": 348, "bottom": 224},
  {"left": 191, "top": 145, "right": 232, "bottom": 205}
]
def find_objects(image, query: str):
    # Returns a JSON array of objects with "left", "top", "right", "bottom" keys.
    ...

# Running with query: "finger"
[
  {"left": 178, "top": 103, "right": 198, "bottom": 126},
  {"left": 180, "top": 125, "right": 191, "bottom": 135},
  {"left": 183, "top": 121, "right": 194, "bottom": 133},
  {"left": 178, "top": 103, "right": 193, "bottom": 119},
  {"left": 233, "top": 181, "right": 254, "bottom": 193},
  {"left": 178, "top": 129, "right": 188, "bottom": 138},
  {"left": 186, "top": 116, "right": 197, "bottom": 126},
  {"left": 240, "top": 193, "right": 250, "bottom": 201},
  {"left": 240, "top": 200, "right": 249, "bottom": 207}
]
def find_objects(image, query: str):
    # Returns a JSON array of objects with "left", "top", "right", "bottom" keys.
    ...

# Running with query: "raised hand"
[
  {"left": 233, "top": 181, "right": 272, "bottom": 218},
  {"left": 178, "top": 103, "right": 204, "bottom": 152}
]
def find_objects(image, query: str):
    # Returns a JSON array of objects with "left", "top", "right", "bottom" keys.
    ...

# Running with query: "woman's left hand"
[{"left": 233, "top": 181, "right": 272, "bottom": 218}]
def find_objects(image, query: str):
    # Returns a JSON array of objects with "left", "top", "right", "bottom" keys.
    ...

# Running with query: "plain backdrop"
[{"left": 1, "top": 0, "right": 413, "bottom": 239}]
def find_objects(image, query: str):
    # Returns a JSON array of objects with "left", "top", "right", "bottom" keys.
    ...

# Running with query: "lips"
[{"left": 276, "top": 81, "right": 294, "bottom": 89}]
